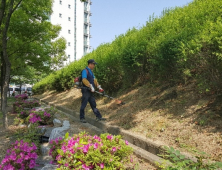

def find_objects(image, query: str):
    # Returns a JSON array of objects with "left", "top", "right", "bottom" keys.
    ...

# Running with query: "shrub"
[
  {"left": 34, "top": 0, "right": 222, "bottom": 94},
  {"left": 49, "top": 132, "right": 133, "bottom": 169},
  {"left": 13, "top": 123, "right": 42, "bottom": 153},
  {"left": 14, "top": 100, "right": 40, "bottom": 113},
  {"left": 157, "top": 146, "right": 222, "bottom": 170},
  {"left": 15, "top": 107, "right": 56, "bottom": 125},
  {"left": 15, "top": 94, "right": 28, "bottom": 101},
  {"left": 0, "top": 140, "right": 38, "bottom": 170},
  {"left": 28, "top": 108, "right": 55, "bottom": 125}
]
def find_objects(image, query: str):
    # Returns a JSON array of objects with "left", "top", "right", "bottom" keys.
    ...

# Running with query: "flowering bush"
[
  {"left": 0, "top": 140, "right": 38, "bottom": 170},
  {"left": 14, "top": 100, "right": 40, "bottom": 113},
  {"left": 28, "top": 107, "right": 55, "bottom": 125},
  {"left": 49, "top": 132, "right": 133, "bottom": 169},
  {"left": 15, "top": 94, "right": 28, "bottom": 101}
]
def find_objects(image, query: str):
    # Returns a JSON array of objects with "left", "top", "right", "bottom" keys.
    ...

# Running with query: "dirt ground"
[
  {"left": 35, "top": 82, "right": 222, "bottom": 163},
  {"left": 0, "top": 103, "right": 20, "bottom": 163}
]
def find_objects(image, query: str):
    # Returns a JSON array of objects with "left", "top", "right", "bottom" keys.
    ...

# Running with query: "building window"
[
  {"left": 68, "top": 55, "right": 70, "bottom": 58},
  {"left": 59, "top": 13, "right": 62, "bottom": 18},
  {"left": 68, "top": 4, "right": 71, "bottom": 9},
  {"left": 68, "top": 42, "right": 70, "bottom": 46},
  {"left": 59, "top": 0, "right": 62, "bottom": 5},
  {"left": 84, "top": 36, "right": 88, "bottom": 40},
  {"left": 68, "top": 30, "right": 71, "bottom": 34},
  {"left": 68, "top": 17, "right": 71, "bottom": 21}
]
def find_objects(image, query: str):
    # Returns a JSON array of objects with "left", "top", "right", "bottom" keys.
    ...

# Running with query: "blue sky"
[{"left": 90, "top": 0, "right": 193, "bottom": 50}]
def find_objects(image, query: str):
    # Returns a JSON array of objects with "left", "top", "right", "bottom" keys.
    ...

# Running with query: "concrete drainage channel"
[{"left": 35, "top": 98, "right": 171, "bottom": 168}]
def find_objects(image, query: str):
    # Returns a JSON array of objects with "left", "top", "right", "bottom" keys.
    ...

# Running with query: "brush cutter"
[{"left": 73, "top": 83, "right": 125, "bottom": 105}]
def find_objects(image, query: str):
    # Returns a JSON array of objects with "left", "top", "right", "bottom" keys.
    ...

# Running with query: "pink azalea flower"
[
  {"left": 94, "top": 143, "right": 99, "bottom": 149},
  {"left": 112, "top": 147, "right": 117, "bottom": 152},
  {"left": 125, "top": 140, "right": 129, "bottom": 145},
  {"left": 83, "top": 145, "right": 89, "bottom": 153},
  {"left": 93, "top": 135, "right": 102, "bottom": 141},
  {"left": 82, "top": 164, "right": 90, "bottom": 170},
  {"left": 107, "top": 135, "right": 113, "bottom": 140},
  {"left": 100, "top": 163, "right": 104, "bottom": 169},
  {"left": 16, "top": 158, "right": 23, "bottom": 164},
  {"left": 130, "top": 158, "right": 133, "bottom": 163}
]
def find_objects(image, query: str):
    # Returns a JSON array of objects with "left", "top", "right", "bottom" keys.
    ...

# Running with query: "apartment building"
[{"left": 50, "top": 0, "right": 92, "bottom": 64}]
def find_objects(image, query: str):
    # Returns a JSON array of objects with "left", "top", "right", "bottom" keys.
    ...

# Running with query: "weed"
[
  {"left": 7, "top": 97, "right": 16, "bottom": 103},
  {"left": 199, "top": 119, "right": 205, "bottom": 126},
  {"left": 146, "top": 133, "right": 153, "bottom": 138},
  {"left": 158, "top": 146, "right": 222, "bottom": 170}
]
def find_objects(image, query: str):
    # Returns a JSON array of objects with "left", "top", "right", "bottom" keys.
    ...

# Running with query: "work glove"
[
  {"left": 90, "top": 84, "right": 95, "bottom": 92},
  {"left": 98, "top": 85, "right": 104, "bottom": 93}
]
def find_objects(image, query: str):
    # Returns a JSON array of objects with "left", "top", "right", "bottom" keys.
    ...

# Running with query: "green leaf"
[
  {"left": 75, "top": 161, "right": 82, "bottom": 166},
  {"left": 65, "top": 132, "right": 69, "bottom": 139},
  {"left": 179, "top": 155, "right": 185, "bottom": 160}
]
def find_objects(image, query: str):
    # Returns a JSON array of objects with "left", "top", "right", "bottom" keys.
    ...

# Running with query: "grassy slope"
[{"left": 35, "top": 81, "right": 222, "bottom": 162}]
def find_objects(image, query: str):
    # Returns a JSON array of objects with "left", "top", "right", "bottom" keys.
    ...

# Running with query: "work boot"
[
  {"left": 80, "top": 118, "right": 87, "bottom": 123},
  {"left": 96, "top": 117, "right": 106, "bottom": 121}
]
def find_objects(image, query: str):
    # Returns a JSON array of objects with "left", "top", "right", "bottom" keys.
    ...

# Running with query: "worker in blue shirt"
[{"left": 80, "top": 59, "right": 106, "bottom": 123}]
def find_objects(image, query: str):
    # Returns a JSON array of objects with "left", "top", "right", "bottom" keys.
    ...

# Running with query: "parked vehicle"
[
  {"left": 21, "top": 86, "right": 33, "bottom": 96},
  {"left": 7, "top": 86, "right": 20, "bottom": 97},
  {"left": 27, "top": 87, "right": 33, "bottom": 96}
]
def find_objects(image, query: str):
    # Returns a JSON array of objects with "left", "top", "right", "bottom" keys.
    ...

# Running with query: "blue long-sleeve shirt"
[{"left": 82, "top": 67, "right": 95, "bottom": 79}]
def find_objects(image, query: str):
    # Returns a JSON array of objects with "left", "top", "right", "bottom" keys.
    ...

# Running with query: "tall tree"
[
  {"left": 0, "top": 0, "right": 67, "bottom": 129},
  {"left": 1, "top": 0, "right": 23, "bottom": 129}
]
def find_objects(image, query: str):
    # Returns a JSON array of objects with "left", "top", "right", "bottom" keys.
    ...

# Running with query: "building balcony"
[
  {"left": 84, "top": 9, "right": 88, "bottom": 14},
  {"left": 84, "top": 40, "right": 88, "bottom": 44},
  {"left": 84, "top": 44, "right": 89, "bottom": 48},
  {"left": 89, "top": 23, "right": 92, "bottom": 27},
  {"left": 84, "top": 19, "right": 89, "bottom": 25},
  {"left": 84, "top": 31, "right": 88, "bottom": 36}
]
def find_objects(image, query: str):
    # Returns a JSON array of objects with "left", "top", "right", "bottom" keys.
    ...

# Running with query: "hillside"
[
  {"left": 33, "top": 0, "right": 222, "bottom": 95},
  {"left": 35, "top": 81, "right": 222, "bottom": 162},
  {"left": 34, "top": 0, "right": 222, "bottom": 163}
]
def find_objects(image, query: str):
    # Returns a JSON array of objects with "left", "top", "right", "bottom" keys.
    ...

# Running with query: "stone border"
[{"left": 36, "top": 98, "right": 196, "bottom": 165}]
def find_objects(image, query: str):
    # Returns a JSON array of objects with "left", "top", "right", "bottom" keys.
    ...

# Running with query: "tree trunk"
[
  {"left": 1, "top": 51, "right": 5, "bottom": 111},
  {"left": 19, "top": 78, "right": 22, "bottom": 94},
  {"left": 2, "top": 64, "right": 10, "bottom": 128},
  {"left": 1, "top": 0, "right": 14, "bottom": 129}
]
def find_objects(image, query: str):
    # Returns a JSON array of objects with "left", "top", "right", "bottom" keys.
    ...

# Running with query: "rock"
[
  {"left": 44, "top": 127, "right": 55, "bottom": 137},
  {"left": 34, "top": 106, "right": 51, "bottom": 112},
  {"left": 40, "top": 164, "right": 58, "bottom": 170},
  {"left": 18, "top": 124, "right": 26, "bottom": 128},
  {"left": 37, "top": 126, "right": 47, "bottom": 135},
  {"left": 25, "top": 98, "right": 35, "bottom": 101},
  {"left": 160, "top": 128, "right": 165, "bottom": 132},
  {"left": 24, "top": 107, "right": 31, "bottom": 110},
  {"left": 53, "top": 119, "right": 62, "bottom": 127},
  {"left": 49, "top": 120, "right": 70, "bottom": 141},
  {"left": 35, "top": 156, "right": 53, "bottom": 168},
  {"left": 40, "top": 143, "right": 51, "bottom": 156}
]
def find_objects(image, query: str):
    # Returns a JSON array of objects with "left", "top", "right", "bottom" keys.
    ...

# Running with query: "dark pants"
[{"left": 80, "top": 89, "right": 102, "bottom": 119}]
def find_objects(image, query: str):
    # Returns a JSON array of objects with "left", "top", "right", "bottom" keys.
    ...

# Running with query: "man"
[{"left": 80, "top": 59, "right": 106, "bottom": 123}]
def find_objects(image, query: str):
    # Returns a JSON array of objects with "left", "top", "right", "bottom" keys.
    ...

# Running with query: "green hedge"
[{"left": 33, "top": 0, "right": 222, "bottom": 94}]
